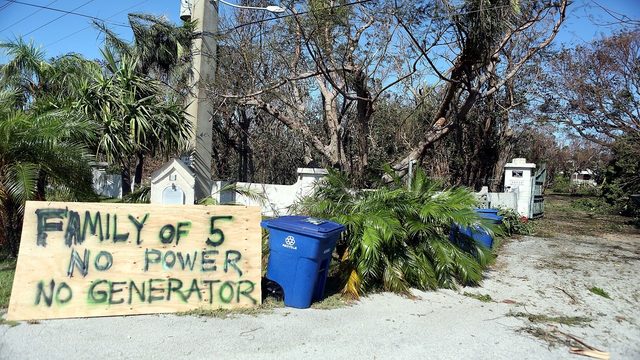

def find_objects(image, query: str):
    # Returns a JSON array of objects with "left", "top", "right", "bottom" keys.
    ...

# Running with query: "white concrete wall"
[
  {"left": 92, "top": 169, "right": 122, "bottom": 199},
  {"left": 222, "top": 168, "right": 328, "bottom": 216},
  {"left": 487, "top": 192, "right": 518, "bottom": 211}
]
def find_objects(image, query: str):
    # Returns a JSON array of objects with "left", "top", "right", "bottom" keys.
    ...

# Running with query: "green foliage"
[
  {"left": 296, "top": 169, "right": 493, "bottom": 298},
  {"left": 198, "top": 183, "right": 266, "bottom": 206},
  {"left": 0, "top": 39, "right": 97, "bottom": 255},
  {"left": 0, "top": 110, "right": 96, "bottom": 255},
  {"left": 121, "top": 185, "right": 151, "bottom": 203},
  {"left": 601, "top": 134, "right": 640, "bottom": 218},
  {"left": 571, "top": 197, "right": 613, "bottom": 215},
  {"left": 498, "top": 208, "right": 533, "bottom": 236},
  {"left": 549, "top": 175, "right": 571, "bottom": 193},
  {"left": 588, "top": 286, "right": 612, "bottom": 299},
  {"left": 0, "top": 256, "right": 16, "bottom": 308}
]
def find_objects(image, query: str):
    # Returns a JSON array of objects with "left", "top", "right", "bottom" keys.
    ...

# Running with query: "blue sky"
[{"left": 0, "top": 0, "right": 638, "bottom": 62}]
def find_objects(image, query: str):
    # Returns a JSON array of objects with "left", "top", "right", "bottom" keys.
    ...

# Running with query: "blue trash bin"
[
  {"left": 474, "top": 208, "right": 499, "bottom": 216},
  {"left": 450, "top": 210, "right": 503, "bottom": 249},
  {"left": 261, "top": 216, "right": 345, "bottom": 308}
]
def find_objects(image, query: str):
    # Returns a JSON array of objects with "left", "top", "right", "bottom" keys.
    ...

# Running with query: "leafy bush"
[
  {"left": 549, "top": 175, "right": 571, "bottom": 193},
  {"left": 296, "top": 169, "right": 493, "bottom": 298},
  {"left": 571, "top": 197, "right": 614, "bottom": 215},
  {"left": 601, "top": 134, "right": 640, "bottom": 218},
  {"left": 497, "top": 208, "right": 533, "bottom": 236},
  {"left": 549, "top": 176, "right": 600, "bottom": 196}
]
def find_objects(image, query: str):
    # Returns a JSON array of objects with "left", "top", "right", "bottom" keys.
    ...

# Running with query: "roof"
[{"left": 150, "top": 158, "right": 195, "bottom": 185}]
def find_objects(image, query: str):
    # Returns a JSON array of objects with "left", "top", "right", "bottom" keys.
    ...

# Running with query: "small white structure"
[
  {"left": 504, "top": 158, "right": 536, "bottom": 217},
  {"left": 219, "top": 168, "right": 329, "bottom": 216},
  {"left": 150, "top": 159, "right": 195, "bottom": 205},
  {"left": 572, "top": 169, "right": 597, "bottom": 186}
]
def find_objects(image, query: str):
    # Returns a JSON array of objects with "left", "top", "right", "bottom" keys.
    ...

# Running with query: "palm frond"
[{"left": 4, "top": 162, "right": 39, "bottom": 215}]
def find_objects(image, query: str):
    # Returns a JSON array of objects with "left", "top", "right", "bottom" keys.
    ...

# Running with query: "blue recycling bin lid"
[
  {"left": 477, "top": 213, "right": 503, "bottom": 224},
  {"left": 261, "top": 216, "right": 345, "bottom": 239},
  {"left": 474, "top": 208, "right": 499, "bottom": 214}
]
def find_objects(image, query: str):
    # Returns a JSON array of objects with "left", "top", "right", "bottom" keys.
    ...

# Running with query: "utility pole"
[
  {"left": 179, "top": 0, "right": 283, "bottom": 202},
  {"left": 181, "top": 0, "right": 217, "bottom": 201}
]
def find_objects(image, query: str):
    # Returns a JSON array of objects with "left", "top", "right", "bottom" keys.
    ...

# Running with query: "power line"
[
  {"left": 0, "top": 0, "right": 59, "bottom": 32},
  {"left": 0, "top": 1, "right": 12, "bottom": 12},
  {"left": 218, "top": 0, "right": 374, "bottom": 34},
  {"left": 21, "top": 0, "right": 97, "bottom": 36},
  {"left": 46, "top": 0, "right": 151, "bottom": 48},
  {"left": 13, "top": 0, "right": 129, "bottom": 37},
  {"left": 217, "top": 0, "right": 515, "bottom": 35}
]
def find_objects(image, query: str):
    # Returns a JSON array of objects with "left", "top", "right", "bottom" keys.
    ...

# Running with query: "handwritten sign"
[{"left": 7, "top": 201, "right": 262, "bottom": 320}]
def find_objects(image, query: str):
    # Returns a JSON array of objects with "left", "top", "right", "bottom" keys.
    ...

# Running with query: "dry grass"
[
  {"left": 508, "top": 311, "right": 591, "bottom": 326},
  {"left": 462, "top": 292, "right": 493, "bottom": 302},
  {"left": 178, "top": 297, "right": 284, "bottom": 318},
  {"left": 533, "top": 195, "right": 638, "bottom": 237}
]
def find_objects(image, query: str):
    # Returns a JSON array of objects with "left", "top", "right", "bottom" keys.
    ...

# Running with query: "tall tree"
[
  {"left": 543, "top": 28, "right": 640, "bottom": 147},
  {"left": 217, "top": 1, "right": 423, "bottom": 185},
  {"left": 95, "top": 14, "right": 195, "bottom": 188},
  {"left": 0, "top": 40, "right": 97, "bottom": 252},
  {"left": 390, "top": 0, "right": 568, "bottom": 180},
  {"left": 214, "top": 1, "right": 568, "bottom": 187},
  {"left": 76, "top": 48, "right": 192, "bottom": 195}
]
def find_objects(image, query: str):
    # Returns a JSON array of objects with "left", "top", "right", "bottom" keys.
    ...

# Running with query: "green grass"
[
  {"left": 0, "top": 257, "right": 16, "bottom": 308},
  {"left": 463, "top": 292, "right": 493, "bottom": 302},
  {"left": 589, "top": 286, "right": 612, "bottom": 299},
  {"left": 508, "top": 311, "right": 591, "bottom": 326}
]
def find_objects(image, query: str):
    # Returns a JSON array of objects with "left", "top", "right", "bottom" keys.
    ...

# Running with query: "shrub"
[
  {"left": 601, "top": 134, "right": 640, "bottom": 218},
  {"left": 571, "top": 197, "right": 614, "bottom": 215},
  {"left": 497, "top": 208, "right": 534, "bottom": 236},
  {"left": 549, "top": 175, "right": 571, "bottom": 193},
  {"left": 296, "top": 169, "right": 493, "bottom": 298}
]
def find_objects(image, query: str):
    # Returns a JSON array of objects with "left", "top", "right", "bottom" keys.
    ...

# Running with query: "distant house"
[{"left": 572, "top": 169, "right": 597, "bottom": 186}]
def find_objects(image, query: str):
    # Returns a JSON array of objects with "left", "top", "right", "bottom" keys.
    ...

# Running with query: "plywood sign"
[{"left": 7, "top": 201, "right": 262, "bottom": 320}]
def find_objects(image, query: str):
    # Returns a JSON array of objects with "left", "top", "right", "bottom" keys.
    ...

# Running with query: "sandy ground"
[{"left": 1, "top": 232, "right": 639, "bottom": 360}]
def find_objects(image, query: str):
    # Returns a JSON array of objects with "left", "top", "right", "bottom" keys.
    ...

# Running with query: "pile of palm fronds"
[{"left": 296, "top": 169, "right": 494, "bottom": 298}]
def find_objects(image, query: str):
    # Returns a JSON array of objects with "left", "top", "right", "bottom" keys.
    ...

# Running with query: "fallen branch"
[
  {"left": 553, "top": 286, "right": 578, "bottom": 304},
  {"left": 569, "top": 348, "right": 610, "bottom": 360}
]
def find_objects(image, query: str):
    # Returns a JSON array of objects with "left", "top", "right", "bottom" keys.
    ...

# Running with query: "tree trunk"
[
  {"left": 353, "top": 73, "right": 373, "bottom": 186},
  {"left": 134, "top": 152, "right": 144, "bottom": 189},
  {"left": 491, "top": 132, "right": 515, "bottom": 192},
  {"left": 36, "top": 173, "right": 46, "bottom": 200},
  {"left": 238, "top": 109, "right": 251, "bottom": 182},
  {"left": 121, "top": 165, "right": 132, "bottom": 196}
]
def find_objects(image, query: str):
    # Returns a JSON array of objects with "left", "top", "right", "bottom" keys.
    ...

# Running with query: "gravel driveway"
[{"left": 2, "top": 232, "right": 639, "bottom": 359}]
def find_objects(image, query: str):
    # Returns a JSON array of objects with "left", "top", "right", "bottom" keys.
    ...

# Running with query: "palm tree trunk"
[
  {"left": 36, "top": 173, "right": 46, "bottom": 200},
  {"left": 134, "top": 152, "right": 144, "bottom": 189},
  {"left": 121, "top": 165, "right": 132, "bottom": 196}
]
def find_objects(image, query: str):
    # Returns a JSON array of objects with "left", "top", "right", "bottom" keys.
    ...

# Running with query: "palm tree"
[
  {"left": 95, "top": 13, "right": 194, "bottom": 99},
  {"left": 0, "top": 91, "right": 96, "bottom": 255},
  {"left": 91, "top": 15, "right": 194, "bottom": 190},
  {"left": 77, "top": 47, "right": 192, "bottom": 195},
  {"left": 298, "top": 169, "right": 494, "bottom": 298},
  {"left": 0, "top": 38, "right": 48, "bottom": 110},
  {"left": 0, "top": 39, "right": 98, "bottom": 256}
]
